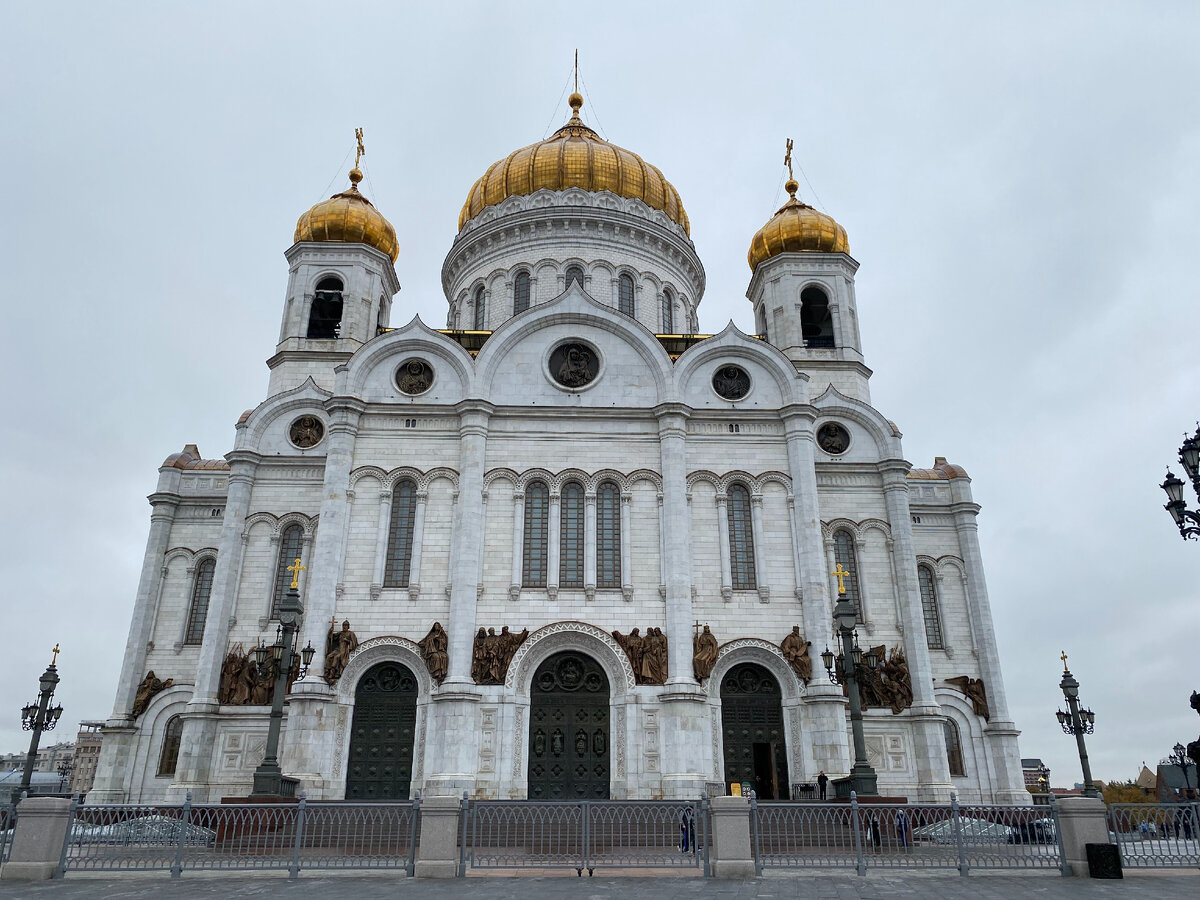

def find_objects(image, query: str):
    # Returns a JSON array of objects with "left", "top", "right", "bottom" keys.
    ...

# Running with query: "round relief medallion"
[
  {"left": 289, "top": 415, "right": 325, "bottom": 449},
  {"left": 395, "top": 358, "right": 435, "bottom": 395},
  {"left": 817, "top": 422, "right": 851, "bottom": 455},
  {"left": 549, "top": 342, "right": 598, "bottom": 388},
  {"left": 712, "top": 364, "right": 751, "bottom": 400}
]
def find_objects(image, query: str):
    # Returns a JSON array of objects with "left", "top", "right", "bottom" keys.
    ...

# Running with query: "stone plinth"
[{"left": 2, "top": 797, "right": 71, "bottom": 881}]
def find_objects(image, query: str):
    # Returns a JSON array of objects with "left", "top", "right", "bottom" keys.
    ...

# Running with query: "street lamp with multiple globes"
[
  {"left": 250, "top": 558, "right": 316, "bottom": 798},
  {"left": 820, "top": 563, "right": 881, "bottom": 798},
  {"left": 1055, "top": 652, "right": 1100, "bottom": 799},
  {"left": 15, "top": 645, "right": 65, "bottom": 801},
  {"left": 1165, "top": 742, "right": 1197, "bottom": 801},
  {"left": 1160, "top": 425, "right": 1200, "bottom": 541}
]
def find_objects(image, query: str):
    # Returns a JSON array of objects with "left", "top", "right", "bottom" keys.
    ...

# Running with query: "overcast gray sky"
[{"left": 2, "top": 2, "right": 1197, "bottom": 790}]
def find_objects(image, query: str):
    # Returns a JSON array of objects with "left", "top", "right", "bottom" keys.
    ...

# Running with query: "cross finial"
[
  {"left": 831, "top": 563, "right": 851, "bottom": 595},
  {"left": 51, "top": 643, "right": 60, "bottom": 665},
  {"left": 1060, "top": 650, "right": 1069, "bottom": 672},
  {"left": 784, "top": 138, "right": 794, "bottom": 181},
  {"left": 354, "top": 128, "right": 365, "bottom": 170},
  {"left": 287, "top": 557, "right": 306, "bottom": 590}
]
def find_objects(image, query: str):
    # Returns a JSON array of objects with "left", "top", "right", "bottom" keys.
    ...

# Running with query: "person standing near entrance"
[{"left": 818, "top": 770, "right": 828, "bottom": 800}]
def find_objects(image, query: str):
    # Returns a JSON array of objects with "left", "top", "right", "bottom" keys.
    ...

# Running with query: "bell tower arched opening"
[
  {"left": 720, "top": 662, "right": 789, "bottom": 799},
  {"left": 345, "top": 661, "right": 418, "bottom": 799},
  {"left": 528, "top": 651, "right": 610, "bottom": 799},
  {"left": 307, "top": 276, "right": 345, "bottom": 339}
]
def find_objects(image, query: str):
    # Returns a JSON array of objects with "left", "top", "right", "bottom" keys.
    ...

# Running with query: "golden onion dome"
[
  {"left": 747, "top": 178, "right": 849, "bottom": 271},
  {"left": 294, "top": 168, "right": 399, "bottom": 262},
  {"left": 458, "top": 93, "right": 690, "bottom": 235}
]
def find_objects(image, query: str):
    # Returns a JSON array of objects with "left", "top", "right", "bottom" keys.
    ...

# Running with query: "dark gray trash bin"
[{"left": 1085, "top": 842, "right": 1122, "bottom": 878}]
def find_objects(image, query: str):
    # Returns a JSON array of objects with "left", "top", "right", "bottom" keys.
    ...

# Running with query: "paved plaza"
[{"left": 2, "top": 871, "right": 1196, "bottom": 900}]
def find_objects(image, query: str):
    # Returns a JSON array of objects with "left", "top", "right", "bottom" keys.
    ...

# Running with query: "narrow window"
[
  {"left": 832, "top": 529, "right": 863, "bottom": 623},
  {"left": 376, "top": 298, "right": 387, "bottom": 335},
  {"left": 158, "top": 715, "right": 183, "bottom": 776},
  {"left": 662, "top": 288, "right": 675, "bottom": 333},
  {"left": 271, "top": 524, "right": 305, "bottom": 617},
  {"left": 944, "top": 719, "right": 966, "bottom": 777},
  {"left": 560, "top": 482, "right": 584, "bottom": 588},
  {"left": 565, "top": 265, "right": 585, "bottom": 289},
  {"left": 513, "top": 271, "right": 531, "bottom": 314},
  {"left": 306, "top": 277, "right": 344, "bottom": 339},
  {"left": 597, "top": 481, "right": 622, "bottom": 588},
  {"left": 918, "top": 565, "right": 945, "bottom": 650},
  {"left": 617, "top": 274, "right": 635, "bottom": 317},
  {"left": 473, "top": 285, "right": 486, "bottom": 330},
  {"left": 522, "top": 481, "right": 549, "bottom": 587},
  {"left": 183, "top": 557, "right": 216, "bottom": 645},
  {"left": 727, "top": 484, "right": 757, "bottom": 590},
  {"left": 383, "top": 480, "right": 418, "bottom": 587},
  {"left": 800, "top": 286, "right": 835, "bottom": 348},
  {"left": 756, "top": 306, "right": 767, "bottom": 339}
]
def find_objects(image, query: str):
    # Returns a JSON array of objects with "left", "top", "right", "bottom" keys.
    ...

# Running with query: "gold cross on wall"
[
  {"left": 287, "top": 557, "right": 306, "bottom": 590},
  {"left": 51, "top": 643, "right": 60, "bottom": 665},
  {"left": 831, "top": 563, "right": 850, "bottom": 595}
]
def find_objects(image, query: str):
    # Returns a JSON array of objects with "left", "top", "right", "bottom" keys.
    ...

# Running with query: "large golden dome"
[
  {"left": 747, "top": 179, "right": 848, "bottom": 271},
  {"left": 458, "top": 93, "right": 690, "bottom": 234},
  {"left": 294, "top": 168, "right": 399, "bottom": 262}
]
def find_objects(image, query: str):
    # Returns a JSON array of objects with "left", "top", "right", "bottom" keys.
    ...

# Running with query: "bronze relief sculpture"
[
  {"left": 324, "top": 619, "right": 359, "bottom": 685},
  {"left": 131, "top": 670, "right": 174, "bottom": 718},
  {"left": 471, "top": 625, "right": 529, "bottom": 685},
  {"left": 780, "top": 626, "right": 812, "bottom": 684},
  {"left": 945, "top": 676, "right": 990, "bottom": 720},
  {"left": 217, "top": 643, "right": 296, "bottom": 706},
  {"left": 692, "top": 625, "right": 719, "bottom": 680},
  {"left": 851, "top": 644, "right": 913, "bottom": 715},
  {"left": 613, "top": 627, "right": 668, "bottom": 685},
  {"left": 418, "top": 621, "right": 450, "bottom": 685}
]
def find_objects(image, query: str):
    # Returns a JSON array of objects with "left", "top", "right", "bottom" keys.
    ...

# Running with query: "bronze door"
[
  {"left": 528, "top": 652, "right": 610, "bottom": 800},
  {"left": 345, "top": 662, "right": 418, "bottom": 800},
  {"left": 720, "top": 663, "right": 789, "bottom": 800}
]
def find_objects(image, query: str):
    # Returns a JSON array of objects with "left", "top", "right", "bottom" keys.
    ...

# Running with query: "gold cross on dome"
[
  {"left": 1060, "top": 650, "right": 1069, "bottom": 672},
  {"left": 287, "top": 557, "right": 306, "bottom": 590},
  {"left": 784, "top": 137, "right": 794, "bottom": 180},
  {"left": 831, "top": 563, "right": 850, "bottom": 595},
  {"left": 51, "top": 643, "right": 60, "bottom": 665},
  {"left": 355, "top": 128, "right": 365, "bottom": 169}
]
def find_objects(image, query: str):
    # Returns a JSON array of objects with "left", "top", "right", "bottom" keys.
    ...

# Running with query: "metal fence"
[
  {"left": 1108, "top": 802, "right": 1199, "bottom": 869},
  {"left": 58, "top": 794, "right": 420, "bottom": 878},
  {"left": 750, "top": 792, "right": 1065, "bottom": 876},
  {"left": 459, "top": 797, "right": 709, "bottom": 876},
  {"left": 0, "top": 802, "right": 15, "bottom": 864}
]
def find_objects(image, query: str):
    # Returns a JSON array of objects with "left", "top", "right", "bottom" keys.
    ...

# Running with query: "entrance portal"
[
  {"left": 720, "top": 662, "right": 789, "bottom": 799},
  {"left": 345, "top": 662, "right": 418, "bottom": 800},
  {"left": 528, "top": 651, "right": 610, "bottom": 799}
]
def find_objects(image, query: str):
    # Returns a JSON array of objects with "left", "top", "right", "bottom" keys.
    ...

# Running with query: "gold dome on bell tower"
[{"left": 747, "top": 140, "right": 848, "bottom": 271}]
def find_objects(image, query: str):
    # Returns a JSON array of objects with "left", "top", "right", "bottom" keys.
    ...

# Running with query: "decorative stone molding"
[
  {"left": 336, "top": 635, "right": 431, "bottom": 704},
  {"left": 505, "top": 621, "right": 637, "bottom": 692},
  {"left": 709, "top": 639, "right": 805, "bottom": 700}
]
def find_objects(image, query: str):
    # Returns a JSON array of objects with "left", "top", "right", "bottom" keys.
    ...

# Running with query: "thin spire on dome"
[
  {"left": 567, "top": 49, "right": 585, "bottom": 126},
  {"left": 348, "top": 127, "right": 366, "bottom": 190},
  {"left": 783, "top": 137, "right": 799, "bottom": 200}
]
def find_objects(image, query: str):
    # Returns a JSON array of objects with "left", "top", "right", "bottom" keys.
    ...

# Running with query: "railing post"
[
  {"left": 700, "top": 795, "right": 711, "bottom": 877},
  {"left": 55, "top": 794, "right": 79, "bottom": 880},
  {"left": 408, "top": 791, "right": 420, "bottom": 878},
  {"left": 171, "top": 791, "right": 192, "bottom": 879},
  {"left": 950, "top": 791, "right": 967, "bottom": 876},
  {"left": 289, "top": 793, "right": 306, "bottom": 880},
  {"left": 580, "top": 801, "right": 590, "bottom": 876},
  {"left": 456, "top": 792, "right": 469, "bottom": 877},
  {"left": 850, "top": 791, "right": 865, "bottom": 876},
  {"left": 749, "top": 792, "right": 761, "bottom": 876},
  {"left": 1049, "top": 792, "right": 1068, "bottom": 876}
]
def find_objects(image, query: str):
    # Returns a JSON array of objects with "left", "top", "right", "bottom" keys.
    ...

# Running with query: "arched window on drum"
[
  {"left": 596, "top": 481, "right": 621, "bottom": 588},
  {"left": 513, "top": 271, "right": 531, "bottom": 314},
  {"left": 726, "top": 484, "right": 756, "bottom": 590},
  {"left": 617, "top": 273, "right": 635, "bottom": 317},
  {"left": 522, "top": 481, "right": 550, "bottom": 588},
  {"left": 384, "top": 480, "right": 419, "bottom": 588}
]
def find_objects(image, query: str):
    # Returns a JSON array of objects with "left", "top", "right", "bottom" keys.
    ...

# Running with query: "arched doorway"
[
  {"left": 720, "top": 662, "right": 789, "bottom": 799},
  {"left": 345, "top": 661, "right": 418, "bottom": 799},
  {"left": 528, "top": 651, "right": 610, "bottom": 799}
]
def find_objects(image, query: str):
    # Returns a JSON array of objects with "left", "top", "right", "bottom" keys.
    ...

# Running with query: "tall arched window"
[
  {"left": 918, "top": 565, "right": 945, "bottom": 650},
  {"left": 522, "top": 481, "right": 549, "bottom": 587},
  {"left": 473, "top": 285, "right": 486, "bottom": 330},
  {"left": 800, "top": 286, "right": 834, "bottom": 348},
  {"left": 183, "top": 557, "right": 216, "bottom": 645},
  {"left": 271, "top": 523, "right": 305, "bottom": 618},
  {"left": 597, "top": 481, "right": 621, "bottom": 588},
  {"left": 307, "top": 276, "right": 344, "bottom": 339},
  {"left": 944, "top": 719, "right": 966, "bottom": 776},
  {"left": 158, "top": 715, "right": 183, "bottom": 776},
  {"left": 727, "top": 484, "right": 756, "bottom": 590},
  {"left": 376, "top": 298, "right": 387, "bottom": 335},
  {"left": 565, "top": 265, "right": 584, "bottom": 289},
  {"left": 832, "top": 529, "right": 863, "bottom": 623},
  {"left": 384, "top": 480, "right": 418, "bottom": 587},
  {"left": 617, "top": 274, "right": 635, "bottom": 317},
  {"left": 513, "top": 271, "right": 531, "bottom": 314},
  {"left": 661, "top": 288, "right": 675, "bottom": 333},
  {"left": 560, "top": 482, "right": 584, "bottom": 588}
]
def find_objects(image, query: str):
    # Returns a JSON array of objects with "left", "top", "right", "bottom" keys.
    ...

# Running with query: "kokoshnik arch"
[{"left": 90, "top": 90, "right": 1026, "bottom": 805}]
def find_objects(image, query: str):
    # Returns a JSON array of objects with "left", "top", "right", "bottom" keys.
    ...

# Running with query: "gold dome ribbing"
[
  {"left": 294, "top": 168, "right": 399, "bottom": 262},
  {"left": 747, "top": 178, "right": 849, "bottom": 271}
]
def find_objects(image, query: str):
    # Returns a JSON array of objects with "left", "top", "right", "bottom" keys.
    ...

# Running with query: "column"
[
  {"left": 750, "top": 494, "right": 770, "bottom": 603},
  {"left": 508, "top": 490, "right": 524, "bottom": 601},
  {"left": 477, "top": 489, "right": 488, "bottom": 598},
  {"left": 879, "top": 460, "right": 954, "bottom": 800},
  {"left": 90, "top": 487, "right": 180, "bottom": 803},
  {"left": 786, "top": 495, "right": 804, "bottom": 602},
  {"left": 370, "top": 489, "right": 392, "bottom": 600},
  {"left": 714, "top": 494, "right": 733, "bottom": 602},
  {"left": 547, "top": 491, "right": 560, "bottom": 600},
  {"left": 583, "top": 490, "right": 597, "bottom": 601},
  {"left": 168, "top": 451, "right": 260, "bottom": 801},
  {"left": 409, "top": 490, "right": 428, "bottom": 601},
  {"left": 656, "top": 492, "right": 666, "bottom": 599},
  {"left": 779, "top": 406, "right": 849, "bottom": 779},
  {"left": 653, "top": 403, "right": 708, "bottom": 798},
  {"left": 619, "top": 492, "right": 633, "bottom": 602}
]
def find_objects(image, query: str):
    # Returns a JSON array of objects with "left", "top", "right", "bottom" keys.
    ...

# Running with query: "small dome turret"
[
  {"left": 294, "top": 167, "right": 399, "bottom": 262},
  {"left": 747, "top": 178, "right": 848, "bottom": 271}
]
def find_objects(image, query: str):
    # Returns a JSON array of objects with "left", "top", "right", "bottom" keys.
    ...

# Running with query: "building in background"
[
  {"left": 70, "top": 722, "right": 105, "bottom": 795},
  {"left": 0, "top": 741, "right": 73, "bottom": 779}
]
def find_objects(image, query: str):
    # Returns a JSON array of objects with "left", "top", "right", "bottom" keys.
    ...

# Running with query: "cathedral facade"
[{"left": 91, "top": 94, "right": 1026, "bottom": 805}]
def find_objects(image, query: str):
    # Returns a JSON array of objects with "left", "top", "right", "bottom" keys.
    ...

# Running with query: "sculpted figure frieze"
[
  {"left": 692, "top": 625, "right": 719, "bottom": 681},
  {"left": 418, "top": 621, "right": 449, "bottom": 685},
  {"left": 851, "top": 644, "right": 913, "bottom": 715},
  {"left": 218, "top": 643, "right": 296, "bottom": 706},
  {"left": 945, "top": 675, "right": 990, "bottom": 720},
  {"left": 132, "top": 670, "right": 174, "bottom": 718},
  {"left": 324, "top": 619, "right": 359, "bottom": 685},
  {"left": 472, "top": 625, "right": 529, "bottom": 685},
  {"left": 613, "top": 627, "right": 668, "bottom": 685},
  {"left": 780, "top": 626, "right": 812, "bottom": 684}
]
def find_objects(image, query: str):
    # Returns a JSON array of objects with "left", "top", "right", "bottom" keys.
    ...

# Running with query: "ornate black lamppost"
[
  {"left": 821, "top": 564, "right": 881, "bottom": 798},
  {"left": 57, "top": 759, "right": 73, "bottom": 793},
  {"left": 250, "top": 559, "right": 316, "bottom": 797},
  {"left": 1160, "top": 426, "right": 1200, "bottom": 541},
  {"left": 1165, "top": 742, "right": 1197, "bottom": 801},
  {"left": 15, "top": 645, "right": 65, "bottom": 802},
  {"left": 1055, "top": 652, "right": 1100, "bottom": 799}
]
